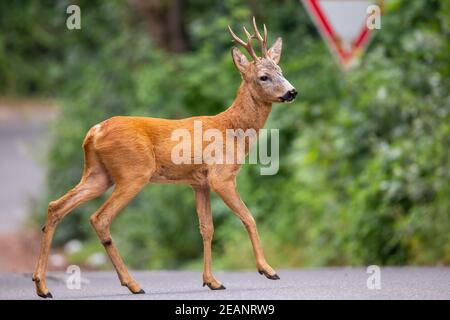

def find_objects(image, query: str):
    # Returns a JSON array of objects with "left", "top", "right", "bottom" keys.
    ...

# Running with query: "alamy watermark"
[
  {"left": 66, "top": 265, "right": 82, "bottom": 290},
  {"left": 171, "top": 120, "right": 279, "bottom": 175},
  {"left": 366, "top": 265, "right": 381, "bottom": 290},
  {"left": 366, "top": 4, "right": 381, "bottom": 30},
  {"left": 66, "top": 5, "right": 81, "bottom": 30}
]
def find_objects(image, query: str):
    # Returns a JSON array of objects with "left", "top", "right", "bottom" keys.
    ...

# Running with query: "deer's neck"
[{"left": 216, "top": 82, "right": 272, "bottom": 131}]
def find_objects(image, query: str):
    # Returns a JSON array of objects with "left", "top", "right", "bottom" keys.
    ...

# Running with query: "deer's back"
[{"left": 84, "top": 115, "right": 227, "bottom": 186}]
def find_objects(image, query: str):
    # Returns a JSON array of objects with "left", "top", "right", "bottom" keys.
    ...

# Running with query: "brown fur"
[{"left": 33, "top": 19, "right": 296, "bottom": 297}]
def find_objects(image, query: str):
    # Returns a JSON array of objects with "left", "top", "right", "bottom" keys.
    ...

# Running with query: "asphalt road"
[
  {"left": 0, "top": 104, "right": 54, "bottom": 233},
  {"left": 0, "top": 267, "right": 449, "bottom": 300}
]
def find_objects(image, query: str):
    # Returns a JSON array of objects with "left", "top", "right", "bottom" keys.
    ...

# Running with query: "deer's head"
[{"left": 228, "top": 17, "right": 297, "bottom": 104}]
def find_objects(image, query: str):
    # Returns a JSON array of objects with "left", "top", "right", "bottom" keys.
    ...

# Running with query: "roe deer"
[{"left": 33, "top": 17, "right": 297, "bottom": 298}]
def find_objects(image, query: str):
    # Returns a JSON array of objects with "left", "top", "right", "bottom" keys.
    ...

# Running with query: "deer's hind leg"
[
  {"left": 89, "top": 178, "right": 149, "bottom": 294},
  {"left": 89, "top": 145, "right": 155, "bottom": 294},
  {"left": 33, "top": 140, "right": 112, "bottom": 298}
]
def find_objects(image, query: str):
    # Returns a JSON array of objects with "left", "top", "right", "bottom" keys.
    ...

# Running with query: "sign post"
[{"left": 301, "top": 0, "right": 383, "bottom": 70}]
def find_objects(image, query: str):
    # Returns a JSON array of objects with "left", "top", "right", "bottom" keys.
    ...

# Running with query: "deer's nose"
[{"left": 280, "top": 89, "right": 298, "bottom": 102}]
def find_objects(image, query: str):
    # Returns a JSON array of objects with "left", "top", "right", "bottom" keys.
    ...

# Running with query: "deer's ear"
[
  {"left": 231, "top": 47, "right": 249, "bottom": 74},
  {"left": 267, "top": 37, "right": 282, "bottom": 64}
]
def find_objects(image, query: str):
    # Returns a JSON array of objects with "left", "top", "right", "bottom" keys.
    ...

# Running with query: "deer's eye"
[{"left": 259, "top": 76, "right": 268, "bottom": 81}]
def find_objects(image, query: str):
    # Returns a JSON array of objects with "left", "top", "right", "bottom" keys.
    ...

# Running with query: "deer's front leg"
[
  {"left": 193, "top": 186, "right": 225, "bottom": 290},
  {"left": 209, "top": 177, "right": 279, "bottom": 280}
]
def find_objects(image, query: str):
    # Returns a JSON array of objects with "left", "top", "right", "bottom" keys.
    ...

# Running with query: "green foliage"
[{"left": 3, "top": 0, "right": 448, "bottom": 268}]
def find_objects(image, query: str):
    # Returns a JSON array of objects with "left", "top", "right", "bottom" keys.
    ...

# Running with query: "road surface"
[
  {"left": 0, "top": 103, "right": 54, "bottom": 233},
  {"left": 0, "top": 267, "right": 449, "bottom": 300},
  {"left": 0, "top": 102, "right": 55, "bottom": 272}
]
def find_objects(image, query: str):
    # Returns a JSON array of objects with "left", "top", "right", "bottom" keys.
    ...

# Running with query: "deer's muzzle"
[{"left": 279, "top": 89, "right": 298, "bottom": 102}]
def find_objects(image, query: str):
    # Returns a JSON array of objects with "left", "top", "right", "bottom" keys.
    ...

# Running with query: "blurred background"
[{"left": 0, "top": 0, "right": 448, "bottom": 273}]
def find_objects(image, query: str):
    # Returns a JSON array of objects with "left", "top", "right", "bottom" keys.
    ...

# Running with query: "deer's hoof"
[
  {"left": 258, "top": 269, "right": 280, "bottom": 280},
  {"left": 203, "top": 282, "right": 226, "bottom": 290},
  {"left": 267, "top": 273, "right": 280, "bottom": 280},
  {"left": 38, "top": 291, "right": 53, "bottom": 299},
  {"left": 133, "top": 289, "right": 145, "bottom": 294}
]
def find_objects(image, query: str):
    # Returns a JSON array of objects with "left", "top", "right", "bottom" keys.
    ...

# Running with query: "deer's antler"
[
  {"left": 228, "top": 24, "right": 258, "bottom": 60},
  {"left": 228, "top": 17, "right": 269, "bottom": 61},
  {"left": 252, "top": 16, "right": 268, "bottom": 57}
]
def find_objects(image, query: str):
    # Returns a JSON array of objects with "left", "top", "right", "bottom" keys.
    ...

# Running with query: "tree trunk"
[{"left": 128, "top": 0, "right": 190, "bottom": 53}]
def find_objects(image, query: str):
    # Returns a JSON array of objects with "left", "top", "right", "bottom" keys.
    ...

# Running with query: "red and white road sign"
[{"left": 302, "top": 0, "right": 381, "bottom": 69}]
